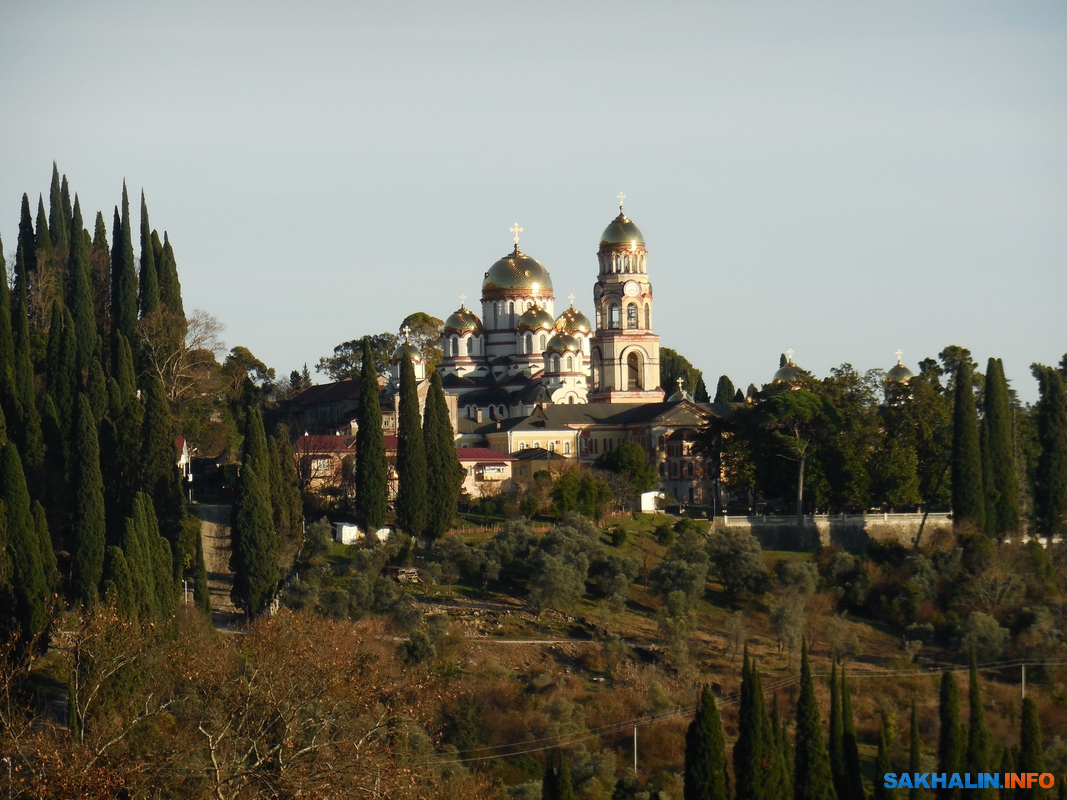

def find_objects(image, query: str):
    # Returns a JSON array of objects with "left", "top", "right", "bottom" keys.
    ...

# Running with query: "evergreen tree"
[
  {"left": 110, "top": 186, "right": 138, "bottom": 348},
  {"left": 71, "top": 395, "right": 106, "bottom": 606},
  {"left": 1000, "top": 747, "right": 1017, "bottom": 800},
  {"left": 32, "top": 500, "right": 59, "bottom": 597},
  {"left": 735, "top": 650, "right": 767, "bottom": 800},
  {"left": 714, "top": 375, "right": 736, "bottom": 404},
  {"left": 395, "top": 354, "right": 427, "bottom": 536},
  {"left": 45, "top": 301, "right": 77, "bottom": 436},
  {"left": 981, "top": 358, "right": 1019, "bottom": 535},
  {"left": 138, "top": 191, "right": 160, "bottom": 317},
  {"left": 86, "top": 350, "right": 108, "bottom": 423},
  {"left": 542, "top": 759, "right": 557, "bottom": 800},
  {"left": 964, "top": 651, "right": 992, "bottom": 800},
  {"left": 140, "top": 374, "right": 186, "bottom": 569},
  {"left": 0, "top": 498, "right": 11, "bottom": 633},
  {"left": 13, "top": 195, "right": 36, "bottom": 323},
  {"left": 829, "top": 660, "right": 845, "bottom": 799},
  {"left": 951, "top": 361, "right": 985, "bottom": 529},
  {"left": 1017, "top": 697, "right": 1046, "bottom": 800},
  {"left": 873, "top": 717, "right": 895, "bottom": 800},
  {"left": 229, "top": 459, "right": 279, "bottom": 617},
  {"left": 242, "top": 404, "right": 270, "bottom": 474},
  {"left": 48, "top": 163, "right": 69, "bottom": 257},
  {"left": 0, "top": 237, "right": 22, "bottom": 439},
  {"left": 694, "top": 376, "right": 710, "bottom": 403},
  {"left": 66, "top": 196, "right": 96, "bottom": 372},
  {"left": 138, "top": 493, "right": 177, "bottom": 615},
  {"left": 937, "top": 671, "right": 963, "bottom": 800},
  {"left": 61, "top": 174, "right": 73, "bottom": 236},
  {"left": 101, "top": 335, "right": 143, "bottom": 544},
  {"left": 684, "top": 686, "right": 730, "bottom": 800},
  {"left": 193, "top": 527, "right": 211, "bottom": 615},
  {"left": 772, "top": 694, "right": 794, "bottom": 800},
  {"left": 423, "top": 371, "right": 462, "bottom": 539},
  {"left": 102, "top": 545, "right": 136, "bottom": 620},
  {"left": 557, "top": 754, "right": 574, "bottom": 800},
  {"left": 271, "top": 424, "right": 303, "bottom": 538},
  {"left": 121, "top": 498, "right": 158, "bottom": 622},
  {"left": 908, "top": 702, "right": 921, "bottom": 800},
  {"left": 90, "top": 212, "right": 111, "bottom": 341},
  {"left": 11, "top": 254, "right": 43, "bottom": 480},
  {"left": 0, "top": 443, "right": 49, "bottom": 641},
  {"left": 35, "top": 196, "right": 55, "bottom": 297},
  {"left": 841, "top": 670, "right": 865, "bottom": 800},
  {"left": 794, "top": 642, "right": 837, "bottom": 800},
  {"left": 1033, "top": 366, "right": 1067, "bottom": 534},
  {"left": 157, "top": 231, "right": 184, "bottom": 315},
  {"left": 355, "top": 337, "right": 388, "bottom": 530}
]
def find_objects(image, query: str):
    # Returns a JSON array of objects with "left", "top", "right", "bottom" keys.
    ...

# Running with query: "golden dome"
[
  {"left": 392, "top": 342, "right": 422, "bottom": 362},
  {"left": 482, "top": 246, "right": 553, "bottom": 296},
  {"left": 545, "top": 333, "right": 580, "bottom": 354},
  {"left": 773, "top": 354, "right": 804, "bottom": 384},
  {"left": 443, "top": 306, "right": 483, "bottom": 334},
  {"left": 555, "top": 304, "right": 592, "bottom": 334},
  {"left": 600, "top": 212, "right": 645, "bottom": 247},
  {"left": 517, "top": 305, "right": 555, "bottom": 331},
  {"left": 886, "top": 362, "right": 914, "bottom": 384}
]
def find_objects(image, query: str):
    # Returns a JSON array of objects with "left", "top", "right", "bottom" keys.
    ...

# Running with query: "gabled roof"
[
  {"left": 511, "top": 446, "right": 568, "bottom": 462},
  {"left": 457, "top": 447, "right": 517, "bottom": 463},
  {"left": 286, "top": 379, "right": 362, "bottom": 406}
]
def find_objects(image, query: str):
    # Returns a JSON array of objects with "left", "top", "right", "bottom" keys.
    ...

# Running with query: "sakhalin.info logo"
[{"left": 882, "top": 773, "right": 1057, "bottom": 790}]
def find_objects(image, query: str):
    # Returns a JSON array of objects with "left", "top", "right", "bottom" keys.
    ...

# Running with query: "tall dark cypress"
[
  {"left": 90, "top": 212, "right": 111, "bottom": 341},
  {"left": 735, "top": 650, "right": 766, "bottom": 800},
  {"left": 395, "top": 354, "right": 427, "bottom": 536},
  {"left": 32, "top": 500, "right": 59, "bottom": 598},
  {"left": 66, "top": 197, "right": 96, "bottom": 373},
  {"left": 937, "top": 671, "right": 963, "bottom": 800},
  {"left": 0, "top": 443, "right": 49, "bottom": 641},
  {"left": 48, "top": 163, "right": 69, "bottom": 256},
  {"left": 794, "top": 642, "right": 837, "bottom": 800},
  {"left": 1033, "top": 366, "right": 1067, "bottom": 535},
  {"left": 138, "top": 191, "right": 159, "bottom": 317},
  {"left": 829, "top": 660, "right": 845, "bottom": 799},
  {"left": 981, "top": 358, "right": 1019, "bottom": 535},
  {"left": 1017, "top": 697, "right": 1046, "bottom": 800},
  {"left": 542, "top": 759, "right": 557, "bottom": 800},
  {"left": 157, "top": 231, "right": 184, "bottom": 315},
  {"left": 122, "top": 494, "right": 159, "bottom": 621},
  {"left": 684, "top": 686, "right": 730, "bottom": 800},
  {"left": 229, "top": 459, "right": 279, "bottom": 617},
  {"left": 110, "top": 185, "right": 138, "bottom": 349},
  {"left": 908, "top": 702, "right": 921, "bottom": 800},
  {"left": 71, "top": 395, "right": 106, "bottom": 606},
  {"left": 60, "top": 174, "right": 72, "bottom": 235},
  {"left": 1000, "top": 747, "right": 1017, "bottom": 800},
  {"left": 964, "top": 652, "right": 992, "bottom": 800},
  {"left": 714, "top": 375, "right": 736, "bottom": 404},
  {"left": 951, "top": 362, "right": 985, "bottom": 529},
  {"left": 840, "top": 670, "right": 865, "bottom": 800},
  {"left": 423, "top": 371, "right": 462, "bottom": 539},
  {"left": 11, "top": 252, "right": 43, "bottom": 477},
  {"left": 771, "top": 694, "right": 793, "bottom": 800},
  {"left": 34, "top": 196, "right": 55, "bottom": 297},
  {"left": 271, "top": 424, "right": 303, "bottom": 538},
  {"left": 872, "top": 717, "right": 895, "bottom": 800},
  {"left": 102, "top": 545, "right": 136, "bottom": 620},
  {"left": 45, "top": 302, "right": 78, "bottom": 438},
  {"left": 355, "top": 337, "right": 388, "bottom": 530},
  {"left": 13, "top": 195, "right": 36, "bottom": 322},
  {"left": 0, "top": 237, "right": 20, "bottom": 431},
  {"left": 140, "top": 374, "right": 186, "bottom": 572}
]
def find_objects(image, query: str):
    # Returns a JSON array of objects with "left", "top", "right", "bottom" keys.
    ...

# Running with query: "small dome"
[
  {"left": 444, "top": 306, "right": 483, "bottom": 334},
  {"left": 886, "top": 362, "right": 914, "bottom": 384},
  {"left": 517, "top": 305, "right": 555, "bottom": 331},
  {"left": 600, "top": 212, "right": 645, "bottom": 247},
  {"left": 667, "top": 377, "right": 693, "bottom": 403},
  {"left": 545, "top": 333, "right": 581, "bottom": 354},
  {"left": 773, "top": 358, "right": 804, "bottom": 384},
  {"left": 392, "top": 342, "right": 422, "bottom": 362},
  {"left": 555, "top": 305, "right": 592, "bottom": 334},
  {"left": 482, "top": 246, "right": 553, "bottom": 295}
]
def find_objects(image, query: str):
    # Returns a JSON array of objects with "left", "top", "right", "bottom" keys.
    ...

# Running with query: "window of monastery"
[
  {"left": 525, "top": 334, "right": 532, "bottom": 354},
  {"left": 564, "top": 442, "right": 571, "bottom": 454},
  {"left": 566, "top": 356, "right": 573, "bottom": 371},
  {"left": 609, "top": 304, "right": 620, "bottom": 329},
  {"left": 627, "top": 352, "right": 642, "bottom": 390},
  {"left": 644, "top": 303, "right": 650, "bottom": 329},
  {"left": 540, "top": 334, "right": 547, "bottom": 350},
  {"left": 627, "top": 304, "right": 637, "bottom": 329}
]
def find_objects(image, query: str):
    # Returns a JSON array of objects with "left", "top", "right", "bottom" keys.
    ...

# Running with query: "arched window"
[
  {"left": 564, "top": 442, "right": 571, "bottom": 453},
  {"left": 590, "top": 349, "right": 601, "bottom": 390},
  {"left": 464, "top": 337, "right": 470, "bottom": 355},
  {"left": 627, "top": 351, "right": 642, "bottom": 390},
  {"left": 525, "top": 333, "right": 532, "bottom": 354},
  {"left": 644, "top": 303, "right": 651, "bottom": 329},
  {"left": 540, "top": 334, "right": 547, "bottom": 350},
  {"left": 548, "top": 442, "right": 555, "bottom": 453},
  {"left": 518, "top": 442, "right": 525, "bottom": 450},
  {"left": 609, "top": 304, "right": 620, "bottom": 329},
  {"left": 658, "top": 435, "right": 665, "bottom": 449},
  {"left": 451, "top": 336, "right": 459, "bottom": 357},
  {"left": 565, "top": 356, "right": 573, "bottom": 372},
  {"left": 627, "top": 304, "right": 638, "bottom": 329},
  {"left": 508, "top": 302, "right": 514, "bottom": 326},
  {"left": 552, "top": 355, "right": 560, "bottom": 372}
]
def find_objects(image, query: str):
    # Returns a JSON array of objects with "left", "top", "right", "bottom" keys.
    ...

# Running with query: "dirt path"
[{"left": 190, "top": 504, "right": 244, "bottom": 631}]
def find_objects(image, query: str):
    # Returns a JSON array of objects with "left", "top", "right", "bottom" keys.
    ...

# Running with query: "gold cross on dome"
[
  {"left": 510, "top": 222, "right": 523, "bottom": 246},
  {"left": 895, "top": 348, "right": 903, "bottom": 364},
  {"left": 459, "top": 293, "right": 466, "bottom": 307},
  {"left": 786, "top": 348, "right": 794, "bottom": 364},
  {"left": 401, "top": 325, "right": 412, "bottom": 343},
  {"left": 617, "top": 192, "right": 625, "bottom": 212},
  {"left": 568, "top": 294, "right": 575, "bottom": 306},
  {"left": 677, "top": 377, "right": 684, "bottom": 390}
]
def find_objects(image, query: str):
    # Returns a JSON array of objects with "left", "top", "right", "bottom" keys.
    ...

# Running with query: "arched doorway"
[{"left": 626, "top": 351, "right": 643, "bottom": 390}]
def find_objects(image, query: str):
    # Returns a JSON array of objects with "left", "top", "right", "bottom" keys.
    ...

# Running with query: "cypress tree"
[
  {"left": 110, "top": 187, "right": 138, "bottom": 348},
  {"left": 829, "top": 660, "right": 845, "bottom": 799},
  {"left": 86, "top": 351, "right": 108, "bottom": 424},
  {"left": 40, "top": 395, "right": 69, "bottom": 538},
  {"left": 141, "top": 373, "right": 185, "bottom": 565},
  {"left": 193, "top": 527, "right": 211, "bottom": 614},
  {"left": 0, "top": 237, "right": 22, "bottom": 436},
  {"left": 937, "top": 671, "right": 963, "bottom": 800},
  {"left": 45, "top": 301, "right": 77, "bottom": 435},
  {"left": 908, "top": 702, "right": 921, "bottom": 800},
  {"left": 714, "top": 375, "right": 735, "bottom": 404},
  {"left": 122, "top": 499, "right": 158, "bottom": 622},
  {"left": 1033, "top": 366, "right": 1067, "bottom": 535},
  {"left": 1017, "top": 697, "right": 1046, "bottom": 800},
  {"left": 735, "top": 650, "right": 766, "bottom": 800},
  {"left": 0, "top": 499, "right": 13, "bottom": 631},
  {"left": 684, "top": 685, "right": 730, "bottom": 800},
  {"left": 981, "top": 359, "right": 1019, "bottom": 535},
  {"left": 141, "top": 495, "right": 176, "bottom": 615},
  {"left": 0, "top": 443, "right": 50, "bottom": 641},
  {"left": 872, "top": 717, "right": 895, "bottom": 800},
  {"left": 90, "top": 212, "right": 111, "bottom": 342},
  {"left": 423, "top": 371, "right": 462, "bottom": 539},
  {"left": 11, "top": 253, "right": 43, "bottom": 480},
  {"left": 60, "top": 174, "right": 72, "bottom": 236},
  {"left": 138, "top": 191, "right": 159, "bottom": 317},
  {"left": 13, "top": 195, "right": 36, "bottom": 322},
  {"left": 772, "top": 694, "right": 794, "bottom": 800},
  {"left": 271, "top": 424, "right": 303, "bottom": 538},
  {"left": 158, "top": 231, "right": 184, "bottom": 316},
  {"left": 542, "top": 759, "right": 557, "bottom": 800},
  {"left": 35, "top": 196, "right": 55, "bottom": 295},
  {"left": 694, "top": 376, "right": 710, "bottom": 402},
  {"left": 794, "top": 642, "right": 837, "bottom": 800},
  {"left": 71, "top": 395, "right": 106, "bottom": 606},
  {"left": 102, "top": 545, "right": 136, "bottom": 620},
  {"left": 66, "top": 196, "right": 96, "bottom": 373},
  {"left": 557, "top": 754, "right": 575, "bottom": 800},
  {"left": 101, "top": 335, "right": 143, "bottom": 543},
  {"left": 355, "top": 337, "right": 388, "bottom": 530},
  {"left": 32, "top": 500, "right": 59, "bottom": 598},
  {"left": 229, "top": 459, "right": 279, "bottom": 617},
  {"left": 964, "top": 651, "right": 992, "bottom": 800},
  {"left": 49, "top": 163, "right": 69, "bottom": 255},
  {"left": 951, "top": 361, "right": 985, "bottom": 529},
  {"left": 841, "top": 670, "right": 865, "bottom": 800},
  {"left": 395, "top": 354, "right": 427, "bottom": 536},
  {"left": 1000, "top": 747, "right": 1017, "bottom": 800}
]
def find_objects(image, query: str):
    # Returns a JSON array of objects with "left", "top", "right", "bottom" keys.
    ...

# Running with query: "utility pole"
[{"left": 633, "top": 723, "right": 638, "bottom": 773}]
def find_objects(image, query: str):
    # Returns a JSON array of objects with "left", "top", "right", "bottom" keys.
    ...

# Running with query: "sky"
[{"left": 2, "top": 1, "right": 1065, "bottom": 402}]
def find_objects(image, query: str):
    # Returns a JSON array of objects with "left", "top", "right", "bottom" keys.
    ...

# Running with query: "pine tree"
[
  {"left": 794, "top": 642, "right": 837, "bottom": 800},
  {"left": 872, "top": 717, "right": 895, "bottom": 800},
  {"left": 395, "top": 354, "right": 427, "bottom": 536},
  {"left": 841, "top": 670, "right": 865, "bottom": 800},
  {"left": 229, "top": 459, "right": 279, "bottom": 617},
  {"left": 951, "top": 361, "right": 985, "bottom": 529},
  {"left": 1033, "top": 366, "right": 1067, "bottom": 535},
  {"left": 157, "top": 231, "right": 184, "bottom": 315},
  {"left": 735, "top": 650, "right": 766, "bottom": 800},
  {"left": 110, "top": 186, "right": 138, "bottom": 348},
  {"left": 1017, "top": 697, "right": 1046, "bottom": 800},
  {"left": 48, "top": 163, "right": 69, "bottom": 257},
  {"left": 908, "top": 702, "right": 921, "bottom": 800},
  {"left": 71, "top": 395, "right": 106, "bottom": 606},
  {"left": 937, "top": 671, "right": 963, "bottom": 800},
  {"left": 355, "top": 337, "right": 388, "bottom": 530},
  {"left": 965, "top": 651, "right": 992, "bottom": 800},
  {"left": 138, "top": 191, "right": 159, "bottom": 317},
  {"left": 0, "top": 443, "right": 49, "bottom": 641},
  {"left": 66, "top": 196, "right": 96, "bottom": 373},
  {"left": 423, "top": 371, "right": 462, "bottom": 539},
  {"left": 684, "top": 685, "right": 730, "bottom": 800},
  {"left": 829, "top": 660, "right": 845, "bottom": 799}
]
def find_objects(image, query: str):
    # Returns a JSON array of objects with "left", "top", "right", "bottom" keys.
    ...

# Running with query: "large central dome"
[
  {"left": 600, "top": 212, "right": 645, "bottom": 247},
  {"left": 482, "top": 246, "right": 553, "bottom": 295}
]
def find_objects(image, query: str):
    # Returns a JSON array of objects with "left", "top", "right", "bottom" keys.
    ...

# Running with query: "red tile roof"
[{"left": 457, "top": 447, "right": 517, "bottom": 462}]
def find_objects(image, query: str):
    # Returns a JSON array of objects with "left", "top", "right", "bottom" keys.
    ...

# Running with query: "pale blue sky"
[{"left": 2, "top": 1, "right": 1065, "bottom": 401}]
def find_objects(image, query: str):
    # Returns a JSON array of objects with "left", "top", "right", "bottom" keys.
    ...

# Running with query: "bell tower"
[{"left": 588, "top": 195, "right": 664, "bottom": 404}]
